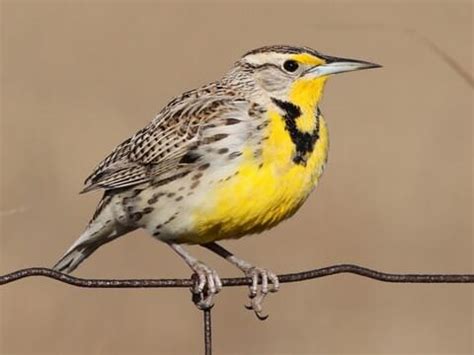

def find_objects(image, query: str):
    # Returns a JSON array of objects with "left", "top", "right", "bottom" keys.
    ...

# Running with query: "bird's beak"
[{"left": 304, "top": 55, "right": 381, "bottom": 78}]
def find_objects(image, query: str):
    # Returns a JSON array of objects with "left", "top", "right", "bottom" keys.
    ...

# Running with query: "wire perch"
[{"left": 1, "top": 264, "right": 473, "bottom": 355}]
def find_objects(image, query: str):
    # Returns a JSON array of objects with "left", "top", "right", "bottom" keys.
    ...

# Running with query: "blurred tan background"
[{"left": 1, "top": 1, "right": 472, "bottom": 354}]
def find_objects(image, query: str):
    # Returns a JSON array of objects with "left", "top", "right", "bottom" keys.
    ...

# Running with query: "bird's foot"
[
  {"left": 243, "top": 266, "right": 279, "bottom": 320},
  {"left": 189, "top": 261, "right": 222, "bottom": 310}
]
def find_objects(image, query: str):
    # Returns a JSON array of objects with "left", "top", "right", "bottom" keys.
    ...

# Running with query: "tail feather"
[
  {"left": 53, "top": 244, "right": 100, "bottom": 274},
  {"left": 53, "top": 193, "right": 134, "bottom": 274},
  {"left": 53, "top": 225, "right": 131, "bottom": 274}
]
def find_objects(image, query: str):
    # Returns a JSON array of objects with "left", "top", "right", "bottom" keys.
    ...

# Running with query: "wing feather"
[{"left": 82, "top": 90, "right": 248, "bottom": 192}]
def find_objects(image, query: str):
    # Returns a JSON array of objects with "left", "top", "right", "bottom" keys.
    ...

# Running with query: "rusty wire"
[
  {"left": 203, "top": 308, "right": 212, "bottom": 355},
  {"left": 1, "top": 264, "right": 473, "bottom": 355},
  {"left": 2, "top": 264, "right": 473, "bottom": 287}
]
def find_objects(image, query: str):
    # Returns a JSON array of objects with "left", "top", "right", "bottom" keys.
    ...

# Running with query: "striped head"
[{"left": 233, "top": 45, "right": 381, "bottom": 110}]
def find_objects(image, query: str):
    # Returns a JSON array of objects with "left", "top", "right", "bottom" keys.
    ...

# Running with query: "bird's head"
[{"left": 235, "top": 45, "right": 381, "bottom": 109}]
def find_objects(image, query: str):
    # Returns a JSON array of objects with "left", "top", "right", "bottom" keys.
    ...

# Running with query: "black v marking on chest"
[{"left": 271, "top": 98, "right": 320, "bottom": 165}]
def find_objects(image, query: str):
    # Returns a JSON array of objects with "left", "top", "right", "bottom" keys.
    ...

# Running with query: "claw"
[
  {"left": 242, "top": 266, "right": 279, "bottom": 320},
  {"left": 189, "top": 262, "right": 222, "bottom": 310},
  {"left": 245, "top": 295, "right": 270, "bottom": 320},
  {"left": 256, "top": 312, "right": 269, "bottom": 321}
]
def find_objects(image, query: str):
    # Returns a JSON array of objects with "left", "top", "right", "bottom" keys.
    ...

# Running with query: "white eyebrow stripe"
[{"left": 243, "top": 53, "right": 291, "bottom": 67}]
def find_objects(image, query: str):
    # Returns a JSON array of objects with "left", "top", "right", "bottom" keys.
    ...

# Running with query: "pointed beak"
[{"left": 304, "top": 54, "right": 381, "bottom": 78}]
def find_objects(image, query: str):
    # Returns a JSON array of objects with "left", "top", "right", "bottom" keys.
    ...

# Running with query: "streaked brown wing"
[{"left": 81, "top": 93, "right": 245, "bottom": 193}]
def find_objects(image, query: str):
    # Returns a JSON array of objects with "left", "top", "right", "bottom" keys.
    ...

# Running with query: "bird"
[{"left": 53, "top": 45, "right": 380, "bottom": 319}]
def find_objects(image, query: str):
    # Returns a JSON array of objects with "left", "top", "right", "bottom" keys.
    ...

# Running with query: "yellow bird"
[{"left": 53, "top": 45, "right": 380, "bottom": 319}]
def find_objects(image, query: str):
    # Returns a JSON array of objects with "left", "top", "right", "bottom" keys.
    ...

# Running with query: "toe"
[
  {"left": 242, "top": 266, "right": 278, "bottom": 320},
  {"left": 197, "top": 272, "right": 207, "bottom": 293},
  {"left": 268, "top": 272, "right": 279, "bottom": 292},
  {"left": 195, "top": 295, "right": 214, "bottom": 310},
  {"left": 189, "top": 262, "right": 222, "bottom": 311},
  {"left": 260, "top": 272, "right": 269, "bottom": 294},
  {"left": 206, "top": 270, "right": 216, "bottom": 294},
  {"left": 213, "top": 271, "right": 222, "bottom": 293},
  {"left": 201, "top": 294, "right": 215, "bottom": 309},
  {"left": 249, "top": 270, "right": 258, "bottom": 297},
  {"left": 249, "top": 294, "right": 269, "bottom": 321}
]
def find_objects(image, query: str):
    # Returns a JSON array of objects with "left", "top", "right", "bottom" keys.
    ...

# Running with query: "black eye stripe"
[
  {"left": 241, "top": 61, "right": 298, "bottom": 76},
  {"left": 243, "top": 62, "right": 280, "bottom": 70}
]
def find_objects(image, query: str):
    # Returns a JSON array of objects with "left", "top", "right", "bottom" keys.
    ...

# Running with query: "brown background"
[{"left": 1, "top": 1, "right": 472, "bottom": 354}]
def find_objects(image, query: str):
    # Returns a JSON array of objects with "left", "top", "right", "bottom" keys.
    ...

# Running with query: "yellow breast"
[{"left": 190, "top": 109, "right": 329, "bottom": 244}]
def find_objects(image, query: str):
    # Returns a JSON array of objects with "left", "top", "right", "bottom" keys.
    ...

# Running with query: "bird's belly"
[{"left": 187, "top": 116, "right": 329, "bottom": 244}]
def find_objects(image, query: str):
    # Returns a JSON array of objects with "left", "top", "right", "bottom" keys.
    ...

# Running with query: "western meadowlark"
[{"left": 53, "top": 45, "right": 380, "bottom": 319}]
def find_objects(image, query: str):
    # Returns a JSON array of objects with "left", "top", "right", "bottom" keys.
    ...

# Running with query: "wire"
[
  {"left": 203, "top": 308, "right": 212, "bottom": 355},
  {"left": 1, "top": 264, "right": 472, "bottom": 355},
  {"left": 1, "top": 264, "right": 473, "bottom": 286}
]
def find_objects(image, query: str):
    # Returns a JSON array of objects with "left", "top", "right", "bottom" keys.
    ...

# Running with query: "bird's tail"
[
  {"left": 53, "top": 194, "right": 133, "bottom": 274},
  {"left": 53, "top": 238, "right": 103, "bottom": 274}
]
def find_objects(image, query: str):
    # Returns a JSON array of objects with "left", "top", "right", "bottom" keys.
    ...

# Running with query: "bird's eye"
[{"left": 283, "top": 60, "right": 299, "bottom": 73}]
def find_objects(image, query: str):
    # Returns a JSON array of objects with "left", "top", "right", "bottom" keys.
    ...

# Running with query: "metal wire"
[
  {"left": 203, "top": 308, "right": 212, "bottom": 355},
  {"left": 2, "top": 264, "right": 473, "bottom": 287},
  {"left": 1, "top": 264, "right": 473, "bottom": 354}
]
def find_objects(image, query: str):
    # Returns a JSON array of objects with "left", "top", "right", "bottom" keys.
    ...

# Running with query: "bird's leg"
[
  {"left": 203, "top": 242, "right": 279, "bottom": 320},
  {"left": 167, "top": 242, "right": 222, "bottom": 310}
]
